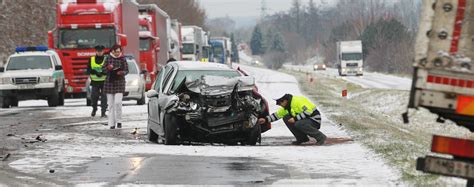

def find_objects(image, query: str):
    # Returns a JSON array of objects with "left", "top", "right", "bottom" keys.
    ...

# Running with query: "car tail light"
[{"left": 431, "top": 135, "right": 474, "bottom": 158}]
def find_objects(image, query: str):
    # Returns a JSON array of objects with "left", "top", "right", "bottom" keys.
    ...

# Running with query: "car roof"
[
  {"left": 169, "top": 61, "right": 235, "bottom": 71},
  {"left": 9, "top": 51, "right": 54, "bottom": 58}
]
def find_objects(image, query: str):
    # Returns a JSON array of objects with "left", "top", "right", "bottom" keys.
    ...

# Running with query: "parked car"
[
  {"left": 0, "top": 46, "right": 65, "bottom": 108},
  {"left": 86, "top": 56, "right": 146, "bottom": 106},
  {"left": 146, "top": 61, "right": 271, "bottom": 145},
  {"left": 313, "top": 62, "right": 327, "bottom": 71}
]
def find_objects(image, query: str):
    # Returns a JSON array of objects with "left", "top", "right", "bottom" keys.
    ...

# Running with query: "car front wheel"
[
  {"left": 48, "top": 90, "right": 59, "bottom": 107},
  {"left": 163, "top": 114, "right": 178, "bottom": 145},
  {"left": 246, "top": 124, "right": 261, "bottom": 146}
]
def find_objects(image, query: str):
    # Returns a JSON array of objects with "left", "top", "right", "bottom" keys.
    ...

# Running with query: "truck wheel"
[
  {"left": 58, "top": 91, "right": 65, "bottom": 106},
  {"left": 246, "top": 124, "right": 261, "bottom": 146},
  {"left": 147, "top": 127, "right": 158, "bottom": 143},
  {"left": 1, "top": 97, "right": 10, "bottom": 108},
  {"left": 137, "top": 92, "right": 146, "bottom": 105},
  {"left": 164, "top": 114, "right": 178, "bottom": 145},
  {"left": 11, "top": 98, "right": 18, "bottom": 107},
  {"left": 47, "top": 91, "right": 59, "bottom": 107}
]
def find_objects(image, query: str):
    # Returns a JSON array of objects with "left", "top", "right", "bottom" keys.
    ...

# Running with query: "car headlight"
[
  {"left": 314, "top": 65, "right": 318, "bottom": 69},
  {"left": 342, "top": 68, "right": 346, "bottom": 72},
  {"left": 40, "top": 76, "right": 54, "bottom": 83},
  {"left": 0, "top": 77, "right": 13, "bottom": 84},
  {"left": 359, "top": 67, "right": 363, "bottom": 71},
  {"left": 323, "top": 65, "right": 326, "bottom": 68}
]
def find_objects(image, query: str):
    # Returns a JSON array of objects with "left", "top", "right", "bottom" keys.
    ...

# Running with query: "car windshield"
[
  {"left": 182, "top": 43, "right": 195, "bottom": 54},
  {"left": 171, "top": 70, "right": 241, "bottom": 91},
  {"left": 7, "top": 56, "right": 52, "bottom": 70},
  {"left": 342, "top": 53, "right": 362, "bottom": 61},
  {"left": 127, "top": 60, "right": 139, "bottom": 74},
  {"left": 140, "top": 39, "right": 151, "bottom": 51},
  {"left": 59, "top": 28, "right": 115, "bottom": 49}
]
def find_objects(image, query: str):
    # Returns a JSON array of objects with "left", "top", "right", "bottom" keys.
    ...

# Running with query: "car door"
[
  {"left": 156, "top": 65, "right": 177, "bottom": 134},
  {"left": 148, "top": 67, "right": 166, "bottom": 132}
]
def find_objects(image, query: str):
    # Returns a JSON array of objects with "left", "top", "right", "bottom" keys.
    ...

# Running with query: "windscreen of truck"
[
  {"left": 182, "top": 44, "right": 195, "bottom": 55},
  {"left": 342, "top": 53, "right": 362, "bottom": 61},
  {"left": 59, "top": 28, "right": 115, "bottom": 49},
  {"left": 213, "top": 46, "right": 224, "bottom": 57},
  {"left": 7, "top": 56, "right": 52, "bottom": 70},
  {"left": 140, "top": 39, "right": 151, "bottom": 51}
]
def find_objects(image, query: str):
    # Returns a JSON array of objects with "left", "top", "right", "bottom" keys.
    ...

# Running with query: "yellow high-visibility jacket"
[{"left": 266, "top": 95, "right": 321, "bottom": 123}]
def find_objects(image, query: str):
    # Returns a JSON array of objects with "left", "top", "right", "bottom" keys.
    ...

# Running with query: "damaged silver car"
[{"left": 146, "top": 61, "right": 271, "bottom": 145}]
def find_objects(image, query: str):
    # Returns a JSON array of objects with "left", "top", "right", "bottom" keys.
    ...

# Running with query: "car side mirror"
[
  {"left": 146, "top": 90, "right": 159, "bottom": 98},
  {"left": 55, "top": 65, "right": 62, "bottom": 70},
  {"left": 0, "top": 67, "right": 4, "bottom": 72}
]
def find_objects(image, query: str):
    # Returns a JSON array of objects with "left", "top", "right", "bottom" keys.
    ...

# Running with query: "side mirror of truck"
[
  {"left": 48, "top": 31, "right": 54, "bottom": 48},
  {"left": 55, "top": 65, "right": 62, "bottom": 71},
  {"left": 0, "top": 67, "right": 4, "bottom": 72},
  {"left": 140, "top": 69, "right": 148, "bottom": 74},
  {"left": 119, "top": 34, "right": 128, "bottom": 47}
]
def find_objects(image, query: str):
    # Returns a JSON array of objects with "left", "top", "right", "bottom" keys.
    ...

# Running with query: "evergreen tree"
[{"left": 250, "top": 25, "right": 265, "bottom": 55}]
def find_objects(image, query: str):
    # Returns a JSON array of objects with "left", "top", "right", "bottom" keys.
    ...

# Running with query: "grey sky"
[{"left": 198, "top": 0, "right": 331, "bottom": 18}]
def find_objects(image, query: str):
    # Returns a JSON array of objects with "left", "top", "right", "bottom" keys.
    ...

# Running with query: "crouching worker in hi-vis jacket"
[{"left": 258, "top": 94, "right": 327, "bottom": 145}]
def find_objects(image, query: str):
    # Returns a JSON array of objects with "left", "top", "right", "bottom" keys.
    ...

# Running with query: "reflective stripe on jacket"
[
  {"left": 90, "top": 56, "right": 106, "bottom": 82},
  {"left": 266, "top": 95, "right": 321, "bottom": 124}
]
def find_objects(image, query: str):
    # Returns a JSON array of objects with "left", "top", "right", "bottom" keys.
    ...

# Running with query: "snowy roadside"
[{"left": 280, "top": 67, "right": 471, "bottom": 186}]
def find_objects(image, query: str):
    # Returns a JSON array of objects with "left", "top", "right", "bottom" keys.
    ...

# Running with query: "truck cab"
[
  {"left": 337, "top": 40, "right": 363, "bottom": 76},
  {"left": 0, "top": 46, "right": 65, "bottom": 108}
]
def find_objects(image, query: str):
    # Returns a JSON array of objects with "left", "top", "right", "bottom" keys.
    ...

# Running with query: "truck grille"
[
  {"left": 14, "top": 77, "right": 38, "bottom": 85},
  {"left": 71, "top": 57, "right": 90, "bottom": 86}
]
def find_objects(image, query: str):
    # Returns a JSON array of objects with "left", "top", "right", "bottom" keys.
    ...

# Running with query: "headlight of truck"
[
  {"left": 359, "top": 67, "right": 363, "bottom": 72},
  {"left": 323, "top": 64, "right": 326, "bottom": 68},
  {"left": 342, "top": 68, "right": 346, "bottom": 72},
  {"left": 39, "top": 76, "right": 54, "bottom": 83},
  {"left": 0, "top": 77, "right": 13, "bottom": 84}
]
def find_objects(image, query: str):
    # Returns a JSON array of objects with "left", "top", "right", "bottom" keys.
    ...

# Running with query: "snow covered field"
[{"left": 2, "top": 64, "right": 404, "bottom": 185}]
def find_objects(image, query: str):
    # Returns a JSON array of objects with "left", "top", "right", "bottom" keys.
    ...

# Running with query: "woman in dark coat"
[{"left": 103, "top": 44, "right": 128, "bottom": 129}]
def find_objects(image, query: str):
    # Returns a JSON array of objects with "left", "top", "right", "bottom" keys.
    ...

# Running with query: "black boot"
[
  {"left": 117, "top": 123, "right": 122, "bottom": 129},
  {"left": 91, "top": 108, "right": 97, "bottom": 117},
  {"left": 316, "top": 134, "right": 327, "bottom": 145},
  {"left": 101, "top": 111, "right": 107, "bottom": 118}
]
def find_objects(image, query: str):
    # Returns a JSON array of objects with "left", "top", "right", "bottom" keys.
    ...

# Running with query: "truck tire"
[
  {"left": 246, "top": 124, "right": 261, "bottom": 146},
  {"left": 137, "top": 91, "right": 146, "bottom": 105},
  {"left": 11, "top": 98, "right": 18, "bottom": 107},
  {"left": 164, "top": 114, "right": 178, "bottom": 145},
  {"left": 48, "top": 91, "right": 59, "bottom": 107},
  {"left": 1, "top": 97, "right": 10, "bottom": 108},
  {"left": 58, "top": 90, "right": 65, "bottom": 106}
]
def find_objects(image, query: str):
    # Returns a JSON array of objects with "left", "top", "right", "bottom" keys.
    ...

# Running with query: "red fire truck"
[
  {"left": 138, "top": 4, "right": 170, "bottom": 90},
  {"left": 138, "top": 17, "right": 158, "bottom": 90},
  {"left": 48, "top": 0, "right": 140, "bottom": 96}
]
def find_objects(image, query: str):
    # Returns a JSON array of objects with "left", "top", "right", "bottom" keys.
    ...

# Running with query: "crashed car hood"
[{"left": 183, "top": 75, "right": 255, "bottom": 96}]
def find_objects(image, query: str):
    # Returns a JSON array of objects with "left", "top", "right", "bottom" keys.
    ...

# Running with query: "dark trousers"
[
  {"left": 91, "top": 84, "right": 107, "bottom": 113},
  {"left": 283, "top": 116, "right": 326, "bottom": 142}
]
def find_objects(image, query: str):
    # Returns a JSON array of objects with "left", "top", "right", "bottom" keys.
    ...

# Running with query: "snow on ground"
[
  {"left": 7, "top": 64, "right": 402, "bottom": 185},
  {"left": 284, "top": 64, "right": 412, "bottom": 90}
]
